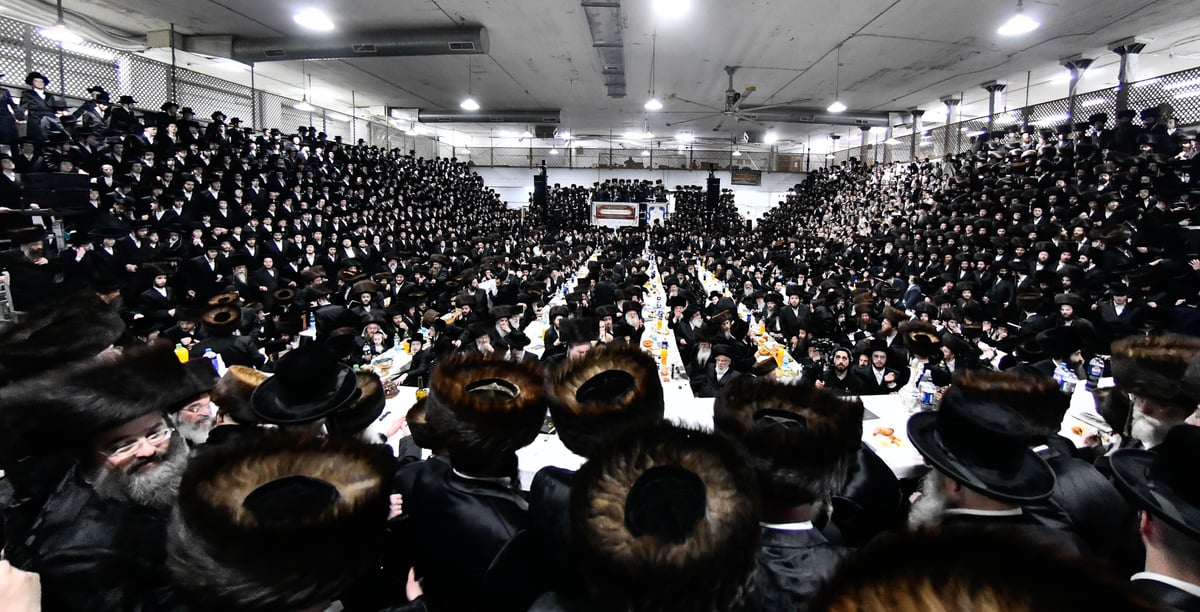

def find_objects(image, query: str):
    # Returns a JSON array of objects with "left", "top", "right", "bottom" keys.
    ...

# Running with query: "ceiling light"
[
  {"left": 293, "top": 8, "right": 334, "bottom": 31},
  {"left": 40, "top": 23, "right": 81, "bottom": 44},
  {"left": 644, "top": 97, "right": 663, "bottom": 111},
  {"left": 764, "top": 132, "right": 779, "bottom": 144},
  {"left": 1079, "top": 98, "right": 1107, "bottom": 108},
  {"left": 732, "top": 149, "right": 742, "bottom": 157},
  {"left": 827, "top": 45, "right": 846, "bottom": 113},
  {"left": 884, "top": 137, "right": 901, "bottom": 145},
  {"left": 643, "top": 130, "right": 654, "bottom": 139},
  {"left": 677, "top": 132, "right": 694, "bottom": 143},
  {"left": 520, "top": 130, "right": 533, "bottom": 139},
  {"left": 559, "top": 130, "right": 572, "bottom": 141},
  {"left": 294, "top": 98, "right": 315, "bottom": 112},
  {"left": 460, "top": 97, "right": 480, "bottom": 111},
  {"left": 825, "top": 153, "right": 836, "bottom": 159},
  {"left": 997, "top": 0, "right": 1039, "bottom": 36},
  {"left": 653, "top": 0, "right": 691, "bottom": 18},
  {"left": 641, "top": 150, "right": 650, "bottom": 156},
  {"left": 551, "top": 148, "right": 560, "bottom": 155}
]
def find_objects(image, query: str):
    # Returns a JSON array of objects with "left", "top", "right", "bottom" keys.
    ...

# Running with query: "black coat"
[
  {"left": 741, "top": 527, "right": 850, "bottom": 612},
  {"left": 397, "top": 458, "right": 546, "bottom": 612},
  {"left": 1131, "top": 577, "right": 1200, "bottom": 612},
  {"left": 189, "top": 334, "right": 264, "bottom": 368},
  {"left": 6, "top": 467, "right": 175, "bottom": 612},
  {"left": 852, "top": 365, "right": 901, "bottom": 395}
]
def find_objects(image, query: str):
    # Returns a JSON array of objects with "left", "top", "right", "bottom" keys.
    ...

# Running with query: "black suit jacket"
[
  {"left": 852, "top": 366, "right": 900, "bottom": 395},
  {"left": 1131, "top": 578, "right": 1200, "bottom": 612},
  {"left": 742, "top": 527, "right": 849, "bottom": 612}
]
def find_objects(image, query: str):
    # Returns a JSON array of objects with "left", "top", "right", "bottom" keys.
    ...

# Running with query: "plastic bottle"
[
  {"left": 1053, "top": 362, "right": 1078, "bottom": 394},
  {"left": 202, "top": 349, "right": 220, "bottom": 375},
  {"left": 918, "top": 377, "right": 938, "bottom": 411},
  {"left": 173, "top": 343, "right": 189, "bottom": 363},
  {"left": 1085, "top": 355, "right": 1107, "bottom": 391}
]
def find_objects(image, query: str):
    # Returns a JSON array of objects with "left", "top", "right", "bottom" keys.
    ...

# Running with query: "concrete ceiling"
[{"left": 18, "top": 0, "right": 1200, "bottom": 150}]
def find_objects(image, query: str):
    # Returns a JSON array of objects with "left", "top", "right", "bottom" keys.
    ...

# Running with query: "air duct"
[
  {"left": 417, "top": 109, "right": 561, "bottom": 124},
  {"left": 228, "top": 26, "right": 488, "bottom": 63},
  {"left": 740, "top": 106, "right": 891, "bottom": 128},
  {"left": 581, "top": 1, "right": 625, "bottom": 98}
]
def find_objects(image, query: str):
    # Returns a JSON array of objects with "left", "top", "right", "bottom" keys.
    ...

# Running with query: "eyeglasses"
[{"left": 98, "top": 426, "right": 174, "bottom": 459}]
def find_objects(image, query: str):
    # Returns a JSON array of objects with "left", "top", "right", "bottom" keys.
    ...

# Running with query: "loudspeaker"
[
  {"left": 533, "top": 174, "right": 547, "bottom": 206},
  {"left": 706, "top": 176, "right": 720, "bottom": 209}
]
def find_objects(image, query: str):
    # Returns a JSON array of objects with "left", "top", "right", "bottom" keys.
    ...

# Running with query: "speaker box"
[
  {"left": 533, "top": 174, "right": 547, "bottom": 206},
  {"left": 706, "top": 176, "right": 720, "bottom": 209}
]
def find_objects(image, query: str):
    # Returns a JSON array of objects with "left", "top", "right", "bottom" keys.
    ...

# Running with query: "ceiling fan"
[{"left": 664, "top": 65, "right": 813, "bottom": 131}]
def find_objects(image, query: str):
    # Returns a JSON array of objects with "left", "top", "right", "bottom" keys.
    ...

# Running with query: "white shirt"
[
  {"left": 1131, "top": 572, "right": 1200, "bottom": 599},
  {"left": 760, "top": 521, "right": 814, "bottom": 531}
]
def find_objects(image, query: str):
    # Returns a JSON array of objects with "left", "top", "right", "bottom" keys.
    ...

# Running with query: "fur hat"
[
  {"left": 951, "top": 370, "right": 1068, "bottom": 434},
  {"left": 424, "top": 353, "right": 547, "bottom": 464},
  {"left": 545, "top": 343, "right": 664, "bottom": 458},
  {"left": 211, "top": 366, "right": 269, "bottom": 424},
  {"left": 0, "top": 294, "right": 124, "bottom": 384},
  {"left": 168, "top": 434, "right": 392, "bottom": 611},
  {"left": 1111, "top": 333, "right": 1200, "bottom": 406},
  {"left": 570, "top": 424, "right": 759, "bottom": 612},
  {"left": 202, "top": 305, "right": 241, "bottom": 335},
  {"left": 713, "top": 377, "right": 863, "bottom": 505},
  {"left": 901, "top": 320, "right": 942, "bottom": 358},
  {"left": 326, "top": 371, "right": 385, "bottom": 436}
]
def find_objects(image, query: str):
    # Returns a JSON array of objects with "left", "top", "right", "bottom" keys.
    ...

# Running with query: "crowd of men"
[{"left": 0, "top": 68, "right": 1199, "bottom": 610}]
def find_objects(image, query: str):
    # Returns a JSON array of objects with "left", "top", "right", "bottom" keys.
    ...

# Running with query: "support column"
[
  {"left": 1110, "top": 37, "right": 1147, "bottom": 113},
  {"left": 1061, "top": 56, "right": 1094, "bottom": 124},
  {"left": 908, "top": 109, "right": 924, "bottom": 162},
  {"left": 859, "top": 125, "right": 870, "bottom": 160},
  {"left": 941, "top": 97, "right": 960, "bottom": 156},
  {"left": 883, "top": 112, "right": 898, "bottom": 164},
  {"left": 828, "top": 134, "right": 840, "bottom": 168},
  {"left": 982, "top": 81, "right": 1006, "bottom": 134}
]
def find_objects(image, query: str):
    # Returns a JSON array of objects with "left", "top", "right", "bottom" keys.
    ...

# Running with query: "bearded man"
[
  {"left": 2, "top": 226, "right": 62, "bottom": 311},
  {"left": 0, "top": 340, "right": 205, "bottom": 611},
  {"left": 1110, "top": 334, "right": 1200, "bottom": 451}
]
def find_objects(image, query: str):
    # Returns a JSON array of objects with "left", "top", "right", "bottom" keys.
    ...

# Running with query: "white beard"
[
  {"left": 715, "top": 366, "right": 729, "bottom": 378},
  {"left": 1131, "top": 409, "right": 1174, "bottom": 449},
  {"left": 174, "top": 414, "right": 214, "bottom": 445},
  {"left": 690, "top": 319, "right": 702, "bottom": 329},
  {"left": 908, "top": 470, "right": 948, "bottom": 530},
  {"left": 235, "top": 271, "right": 248, "bottom": 285},
  {"left": 696, "top": 347, "right": 711, "bottom": 366}
]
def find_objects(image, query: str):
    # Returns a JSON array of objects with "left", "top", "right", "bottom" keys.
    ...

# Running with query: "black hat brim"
[
  {"left": 251, "top": 365, "right": 361, "bottom": 424},
  {"left": 907, "top": 412, "right": 1056, "bottom": 503},
  {"left": 1110, "top": 450, "right": 1200, "bottom": 541}
]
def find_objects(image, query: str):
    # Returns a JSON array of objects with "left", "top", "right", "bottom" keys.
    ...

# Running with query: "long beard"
[
  {"left": 174, "top": 414, "right": 214, "bottom": 445},
  {"left": 696, "top": 347, "right": 711, "bottom": 365},
  {"left": 715, "top": 365, "right": 729, "bottom": 378},
  {"left": 908, "top": 470, "right": 948, "bottom": 530},
  {"left": 91, "top": 435, "right": 188, "bottom": 511},
  {"left": 235, "top": 272, "right": 248, "bottom": 284},
  {"left": 1131, "top": 409, "right": 1173, "bottom": 449}
]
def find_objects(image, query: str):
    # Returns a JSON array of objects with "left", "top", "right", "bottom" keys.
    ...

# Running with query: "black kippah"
[
  {"left": 243, "top": 475, "right": 340, "bottom": 523},
  {"left": 624, "top": 465, "right": 707, "bottom": 543}
]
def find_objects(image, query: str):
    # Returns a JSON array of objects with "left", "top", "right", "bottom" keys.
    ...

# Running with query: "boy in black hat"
[{"left": 18, "top": 71, "right": 63, "bottom": 143}]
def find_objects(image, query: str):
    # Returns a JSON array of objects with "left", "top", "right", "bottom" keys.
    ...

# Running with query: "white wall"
[{"left": 473, "top": 168, "right": 805, "bottom": 222}]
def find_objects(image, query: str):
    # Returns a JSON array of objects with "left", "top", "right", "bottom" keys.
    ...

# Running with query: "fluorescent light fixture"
[
  {"left": 653, "top": 0, "right": 691, "bottom": 18},
  {"left": 763, "top": 132, "right": 779, "bottom": 144},
  {"left": 997, "top": 0, "right": 1039, "bottom": 36},
  {"left": 520, "top": 130, "right": 533, "bottom": 139},
  {"left": 1164, "top": 78, "right": 1200, "bottom": 91},
  {"left": 326, "top": 112, "right": 350, "bottom": 122},
  {"left": 293, "top": 8, "right": 334, "bottom": 31},
  {"left": 827, "top": 100, "right": 847, "bottom": 113},
  {"left": 294, "top": 99, "right": 315, "bottom": 112},
  {"left": 64, "top": 43, "right": 115, "bottom": 60},
  {"left": 732, "top": 149, "right": 742, "bottom": 157},
  {"left": 1079, "top": 98, "right": 1107, "bottom": 108},
  {"left": 459, "top": 97, "right": 480, "bottom": 111},
  {"left": 825, "top": 153, "right": 836, "bottom": 159},
  {"left": 1173, "top": 90, "right": 1200, "bottom": 100},
  {"left": 39, "top": 22, "right": 81, "bottom": 44},
  {"left": 644, "top": 97, "right": 663, "bottom": 111}
]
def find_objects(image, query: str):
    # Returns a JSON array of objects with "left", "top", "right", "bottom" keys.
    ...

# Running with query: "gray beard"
[
  {"left": 173, "top": 414, "right": 214, "bottom": 446},
  {"left": 907, "top": 470, "right": 948, "bottom": 530},
  {"left": 91, "top": 434, "right": 189, "bottom": 511},
  {"left": 1131, "top": 409, "right": 1174, "bottom": 449},
  {"left": 696, "top": 347, "right": 711, "bottom": 365}
]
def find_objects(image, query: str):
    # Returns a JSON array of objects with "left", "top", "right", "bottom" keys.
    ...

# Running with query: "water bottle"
[
  {"left": 919, "top": 377, "right": 937, "bottom": 411},
  {"left": 1053, "top": 362, "right": 1078, "bottom": 394},
  {"left": 307, "top": 313, "right": 317, "bottom": 334},
  {"left": 1085, "top": 355, "right": 1107, "bottom": 391},
  {"left": 202, "top": 349, "right": 220, "bottom": 376}
]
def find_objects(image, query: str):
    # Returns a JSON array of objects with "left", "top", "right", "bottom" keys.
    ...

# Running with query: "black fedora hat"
[
  {"left": 907, "top": 387, "right": 1056, "bottom": 503},
  {"left": 251, "top": 344, "right": 360, "bottom": 425},
  {"left": 25, "top": 71, "right": 49, "bottom": 86},
  {"left": 1111, "top": 425, "right": 1200, "bottom": 541}
]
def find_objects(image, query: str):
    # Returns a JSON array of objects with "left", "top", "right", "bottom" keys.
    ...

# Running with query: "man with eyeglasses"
[{"left": 0, "top": 341, "right": 207, "bottom": 611}]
